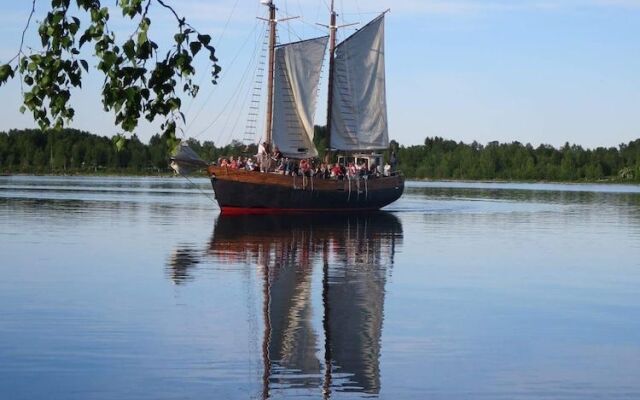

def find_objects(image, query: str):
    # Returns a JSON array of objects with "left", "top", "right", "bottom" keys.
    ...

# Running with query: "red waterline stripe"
[{"left": 220, "top": 206, "right": 380, "bottom": 215}]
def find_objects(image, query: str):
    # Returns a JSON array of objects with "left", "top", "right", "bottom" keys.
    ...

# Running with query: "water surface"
[{"left": 1, "top": 176, "right": 639, "bottom": 399}]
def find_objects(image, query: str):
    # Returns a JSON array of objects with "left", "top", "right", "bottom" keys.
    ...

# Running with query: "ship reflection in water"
[{"left": 167, "top": 212, "right": 403, "bottom": 398}]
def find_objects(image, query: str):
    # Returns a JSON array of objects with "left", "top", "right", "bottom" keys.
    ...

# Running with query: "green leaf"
[
  {"left": 52, "top": 12, "right": 63, "bottom": 25},
  {"left": 113, "top": 134, "right": 126, "bottom": 152},
  {"left": 123, "top": 39, "right": 135, "bottom": 59},
  {"left": 102, "top": 51, "right": 117, "bottom": 68},
  {"left": 137, "top": 30, "right": 147, "bottom": 45},
  {"left": 79, "top": 32, "right": 90, "bottom": 47},
  {"left": 0, "top": 64, "right": 14, "bottom": 83},
  {"left": 189, "top": 41, "right": 201, "bottom": 56},
  {"left": 197, "top": 34, "right": 211, "bottom": 46},
  {"left": 167, "top": 97, "right": 181, "bottom": 111},
  {"left": 69, "top": 22, "right": 79, "bottom": 35}
]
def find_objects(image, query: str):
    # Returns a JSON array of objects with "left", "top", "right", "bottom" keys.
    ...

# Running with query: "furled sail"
[
  {"left": 330, "top": 15, "right": 388, "bottom": 151},
  {"left": 272, "top": 36, "right": 328, "bottom": 159},
  {"left": 169, "top": 142, "right": 208, "bottom": 175}
]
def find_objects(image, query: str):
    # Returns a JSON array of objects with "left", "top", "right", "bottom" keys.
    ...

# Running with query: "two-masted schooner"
[{"left": 205, "top": 1, "right": 404, "bottom": 214}]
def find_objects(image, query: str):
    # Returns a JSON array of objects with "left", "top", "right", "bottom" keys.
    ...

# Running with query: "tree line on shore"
[
  {"left": 1, "top": 128, "right": 639, "bottom": 182},
  {"left": 0, "top": 128, "right": 255, "bottom": 174},
  {"left": 397, "top": 137, "right": 640, "bottom": 182}
]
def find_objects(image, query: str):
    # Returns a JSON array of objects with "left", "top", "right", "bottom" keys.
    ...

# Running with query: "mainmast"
[
  {"left": 321, "top": 2, "right": 357, "bottom": 161},
  {"left": 325, "top": 0, "right": 337, "bottom": 161},
  {"left": 262, "top": 1, "right": 277, "bottom": 145}
]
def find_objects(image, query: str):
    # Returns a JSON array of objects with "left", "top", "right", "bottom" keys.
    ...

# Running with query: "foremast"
[
  {"left": 260, "top": 1, "right": 298, "bottom": 146},
  {"left": 321, "top": 2, "right": 359, "bottom": 161}
]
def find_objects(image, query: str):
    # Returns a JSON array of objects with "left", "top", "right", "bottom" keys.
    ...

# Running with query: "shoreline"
[
  {"left": 2, "top": 172, "right": 638, "bottom": 186},
  {"left": 411, "top": 177, "right": 638, "bottom": 185}
]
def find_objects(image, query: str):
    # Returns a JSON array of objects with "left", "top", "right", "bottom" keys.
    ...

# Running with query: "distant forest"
[
  {"left": 0, "top": 128, "right": 255, "bottom": 175},
  {"left": 1, "top": 128, "right": 639, "bottom": 182}
]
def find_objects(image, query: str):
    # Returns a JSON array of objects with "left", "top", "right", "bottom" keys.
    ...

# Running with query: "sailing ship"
[{"left": 201, "top": 1, "right": 404, "bottom": 214}]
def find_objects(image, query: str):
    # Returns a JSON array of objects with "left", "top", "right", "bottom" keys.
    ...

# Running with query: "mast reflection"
[
  {"left": 173, "top": 212, "right": 402, "bottom": 398},
  {"left": 167, "top": 246, "right": 200, "bottom": 285}
]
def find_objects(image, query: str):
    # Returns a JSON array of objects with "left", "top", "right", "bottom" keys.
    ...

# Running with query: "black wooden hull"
[{"left": 208, "top": 167, "right": 404, "bottom": 214}]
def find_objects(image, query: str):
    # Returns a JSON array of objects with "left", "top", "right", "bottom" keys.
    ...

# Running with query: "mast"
[
  {"left": 325, "top": 0, "right": 337, "bottom": 161},
  {"left": 261, "top": 256, "right": 272, "bottom": 399},
  {"left": 263, "top": 1, "right": 277, "bottom": 145},
  {"left": 321, "top": 241, "right": 332, "bottom": 399}
]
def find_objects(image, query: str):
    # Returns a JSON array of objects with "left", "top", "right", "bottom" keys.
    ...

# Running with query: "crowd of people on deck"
[{"left": 215, "top": 141, "right": 398, "bottom": 180}]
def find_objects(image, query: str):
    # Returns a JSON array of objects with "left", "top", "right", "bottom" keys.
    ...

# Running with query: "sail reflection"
[{"left": 169, "top": 212, "right": 402, "bottom": 397}]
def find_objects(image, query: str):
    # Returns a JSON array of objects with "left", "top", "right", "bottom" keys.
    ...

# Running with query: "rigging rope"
[
  {"left": 221, "top": 73, "right": 258, "bottom": 146},
  {"left": 190, "top": 22, "right": 266, "bottom": 142},
  {"left": 186, "top": 21, "right": 263, "bottom": 139},
  {"left": 183, "top": 0, "right": 242, "bottom": 121},
  {"left": 217, "top": 32, "right": 266, "bottom": 146},
  {"left": 178, "top": 172, "right": 218, "bottom": 205}
]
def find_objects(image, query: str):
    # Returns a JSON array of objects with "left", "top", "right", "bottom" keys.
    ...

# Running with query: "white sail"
[
  {"left": 331, "top": 15, "right": 388, "bottom": 151},
  {"left": 272, "top": 36, "right": 328, "bottom": 159}
]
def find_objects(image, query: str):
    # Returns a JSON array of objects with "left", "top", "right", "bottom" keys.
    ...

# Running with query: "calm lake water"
[{"left": 1, "top": 176, "right": 640, "bottom": 399}]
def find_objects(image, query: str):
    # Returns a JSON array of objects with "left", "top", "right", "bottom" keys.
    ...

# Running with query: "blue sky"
[{"left": 0, "top": 0, "right": 638, "bottom": 148}]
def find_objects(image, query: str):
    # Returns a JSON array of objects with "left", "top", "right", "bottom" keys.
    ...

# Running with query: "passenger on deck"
[
  {"left": 245, "top": 157, "right": 255, "bottom": 171},
  {"left": 257, "top": 142, "right": 266, "bottom": 172},
  {"left": 347, "top": 162, "right": 357, "bottom": 178},
  {"left": 282, "top": 158, "right": 289, "bottom": 175},
  {"left": 390, "top": 151, "right": 398, "bottom": 172},
  {"left": 300, "top": 159, "right": 311, "bottom": 177},
  {"left": 369, "top": 162, "right": 379, "bottom": 177},
  {"left": 257, "top": 141, "right": 273, "bottom": 172},
  {"left": 384, "top": 163, "right": 391, "bottom": 176},
  {"left": 291, "top": 160, "right": 299, "bottom": 176},
  {"left": 273, "top": 146, "right": 283, "bottom": 164},
  {"left": 330, "top": 163, "right": 342, "bottom": 179},
  {"left": 229, "top": 156, "right": 238, "bottom": 169},
  {"left": 319, "top": 163, "right": 329, "bottom": 179}
]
